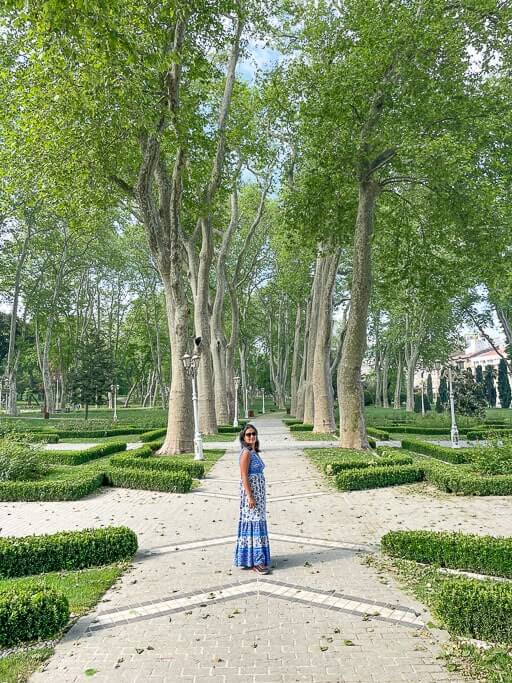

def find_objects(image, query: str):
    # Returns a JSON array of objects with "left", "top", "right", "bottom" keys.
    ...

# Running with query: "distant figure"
[{"left": 234, "top": 423, "right": 271, "bottom": 574}]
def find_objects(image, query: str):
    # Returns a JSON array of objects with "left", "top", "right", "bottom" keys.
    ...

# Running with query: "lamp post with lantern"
[
  {"left": 233, "top": 376, "right": 240, "bottom": 428},
  {"left": 182, "top": 352, "right": 204, "bottom": 460},
  {"left": 110, "top": 383, "right": 119, "bottom": 422}
]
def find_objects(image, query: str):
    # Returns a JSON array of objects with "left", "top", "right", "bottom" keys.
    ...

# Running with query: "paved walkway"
[{"left": 5, "top": 417, "right": 510, "bottom": 682}]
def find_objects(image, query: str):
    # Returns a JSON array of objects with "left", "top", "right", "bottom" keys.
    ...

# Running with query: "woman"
[{"left": 234, "top": 423, "right": 271, "bottom": 574}]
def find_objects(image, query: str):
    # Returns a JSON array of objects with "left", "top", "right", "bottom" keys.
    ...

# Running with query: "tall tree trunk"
[
  {"left": 496, "top": 306, "right": 512, "bottom": 346},
  {"left": 312, "top": 249, "right": 340, "bottom": 433},
  {"left": 303, "top": 253, "right": 323, "bottom": 424},
  {"left": 124, "top": 381, "right": 137, "bottom": 408},
  {"left": 339, "top": 180, "right": 379, "bottom": 449},
  {"left": 393, "top": 352, "right": 402, "bottom": 409},
  {"left": 404, "top": 338, "right": 420, "bottom": 413},
  {"left": 295, "top": 298, "right": 311, "bottom": 421},
  {"left": 290, "top": 303, "right": 302, "bottom": 417},
  {"left": 5, "top": 228, "right": 31, "bottom": 416},
  {"left": 382, "top": 349, "right": 390, "bottom": 408}
]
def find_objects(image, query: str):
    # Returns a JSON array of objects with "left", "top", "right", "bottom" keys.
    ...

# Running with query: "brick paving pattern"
[{"left": 2, "top": 417, "right": 511, "bottom": 681}]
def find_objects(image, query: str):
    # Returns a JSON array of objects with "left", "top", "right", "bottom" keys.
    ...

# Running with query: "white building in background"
[{"left": 415, "top": 334, "right": 511, "bottom": 405}]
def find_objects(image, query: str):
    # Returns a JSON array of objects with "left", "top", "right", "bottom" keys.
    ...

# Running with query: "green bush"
[
  {"left": 0, "top": 438, "right": 48, "bottom": 481},
  {"left": 110, "top": 452, "right": 205, "bottom": 478},
  {"left": 470, "top": 440, "right": 512, "bottom": 475},
  {"left": 107, "top": 467, "right": 192, "bottom": 493},
  {"left": 468, "top": 429, "right": 512, "bottom": 441},
  {"left": 324, "top": 453, "right": 412, "bottom": 475},
  {"left": 55, "top": 427, "right": 147, "bottom": 439},
  {"left": 289, "top": 423, "right": 314, "bottom": 432},
  {"left": 383, "top": 425, "right": 467, "bottom": 435},
  {"left": 0, "top": 471, "right": 104, "bottom": 501},
  {"left": 282, "top": 418, "right": 303, "bottom": 426},
  {"left": 420, "top": 458, "right": 512, "bottom": 495},
  {"left": 368, "top": 437, "right": 377, "bottom": 449},
  {"left": 0, "top": 526, "right": 138, "bottom": 578},
  {"left": 217, "top": 425, "right": 240, "bottom": 434},
  {"left": 139, "top": 428, "right": 168, "bottom": 442},
  {"left": 0, "top": 587, "right": 69, "bottom": 647},
  {"left": 40, "top": 441, "right": 127, "bottom": 466},
  {"left": 145, "top": 440, "right": 164, "bottom": 452},
  {"left": 435, "top": 577, "right": 512, "bottom": 643},
  {"left": 381, "top": 529, "right": 512, "bottom": 578},
  {"left": 335, "top": 464, "right": 424, "bottom": 491},
  {"left": 366, "top": 427, "right": 390, "bottom": 440},
  {"left": 401, "top": 438, "right": 470, "bottom": 464},
  {"left": 21, "top": 432, "right": 59, "bottom": 444}
]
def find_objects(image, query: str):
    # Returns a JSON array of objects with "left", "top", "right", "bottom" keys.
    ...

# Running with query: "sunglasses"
[{"left": 245, "top": 432, "right": 257, "bottom": 437}]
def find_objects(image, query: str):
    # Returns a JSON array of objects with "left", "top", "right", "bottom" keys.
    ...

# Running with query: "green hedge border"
[
  {"left": 335, "top": 464, "right": 424, "bottom": 491},
  {"left": 0, "top": 588, "right": 69, "bottom": 647},
  {"left": 0, "top": 526, "right": 138, "bottom": 578},
  {"left": 0, "top": 471, "right": 104, "bottom": 501},
  {"left": 40, "top": 441, "right": 127, "bottom": 465},
  {"left": 381, "top": 529, "right": 512, "bottom": 578},
  {"left": 400, "top": 438, "right": 470, "bottom": 464},
  {"left": 110, "top": 452, "right": 205, "bottom": 478},
  {"left": 107, "top": 467, "right": 192, "bottom": 493}
]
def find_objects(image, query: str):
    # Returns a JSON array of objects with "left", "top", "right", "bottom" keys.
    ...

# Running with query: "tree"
[
  {"left": 436, "top": 372, "right": 448, "bottom": 412},
  {"left": 475, "top": 365, "right": 484, "bottom": 387},
  {"left": 454, "top": 369, "right": 486, "bottom": 419},
  {"left": 484, "top": 365, "right": 497, "bottom": 408},
  {"left": 68, "top": 330, "right": 113, "bottom": 420},
  {"left": 498, "top": 358, "right": 511, "bottom": 409},
  {"left": 426, "top": 373, "right": 433, "bottom": 405}
]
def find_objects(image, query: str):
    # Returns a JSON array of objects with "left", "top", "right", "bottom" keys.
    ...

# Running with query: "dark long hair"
[{"left": 239, "top": 423, "right": 260, "bottom": 453}]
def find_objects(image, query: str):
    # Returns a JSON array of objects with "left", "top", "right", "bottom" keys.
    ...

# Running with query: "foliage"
[
  {"left": 139, "top": 428, "right": 168, "bottom": 442},
  {"left": 0, "top": 436, "right": 47, "bottom": 481},
  {"left": 381, "top": 530, "right": 512, "bottom": 579},
  {"left": 0, "top": 526, "right": 137, "bottom": 578},
  {"left": 107, "top": 467, "right": 192, "bottom": 493},
  {"left": 435, "top": 577, "right": 512, "bottom": 644},
  {"left": 40, "top": 440, "right": 127, "bottom": 466},
  {"left": 426, "top": 374, "right": 433, "bottom": 404},
  {"left": 68, "top": 329, "right": 113, "bottom": 418},
  {"left": 484, "top": 365, "right": 497, "bottom": 408},
  {"left": 0, "top": 587, "right": 69, "bottom": 647},
  {"left": 470, "top": 438, "right": 512, "bottom": 476},
  {"left": 420, "top": 458, "right": 512, "bottom": 496},
  {"left": 334, "top": 464, "right": 424, "bottom": 491},
  {"left": 437, "top": 374, "right": 448, "bottom": 412},
  {"left": 400, "top": 438, "right": 471, "bottom": 464},
  {"left": 0, "top": 470, "right": 104, "bottom": 501},
  {"left": 498, "top": 359, "right": 511, "bottom": 409},
  {"left": 110, "top": 452, "right": 205, "bottom": 478},
  {"left": 324, "top": 453, "right": 413, "bottom": 475},
  {"left": 453, "top": 369, "right": 486, "bottom": 418},
  {"left": 366, "top": 427, "right": 389, "bottom": 440}
]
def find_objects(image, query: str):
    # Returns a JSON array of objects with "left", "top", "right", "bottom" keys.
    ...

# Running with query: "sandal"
[{"left": 252, "top": 564, "right": 270, "bottom": 575}]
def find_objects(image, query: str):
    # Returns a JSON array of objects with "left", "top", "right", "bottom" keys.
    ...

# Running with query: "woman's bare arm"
[{"left": 240, "top": 449, "right": 256, "bottom": 508}]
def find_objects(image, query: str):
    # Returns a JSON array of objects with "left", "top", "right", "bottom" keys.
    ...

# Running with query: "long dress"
[{"left": 234, "top": 448, "right": 271, "bottom": 568}]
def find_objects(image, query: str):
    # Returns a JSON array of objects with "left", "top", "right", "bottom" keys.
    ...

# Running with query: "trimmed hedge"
[
  {"left": 140, "top": 428, "right": 168, "bottom": 442},
  {"left": 382, "top": 425, "right": 467, "bottom": 435},
  {"left": 40, "top": 441, "right": 127, "bottom": 465},
  {"left": 467, "top": 429, "right": 512, "bottom": 441},
  {"left": 110, "top": 452, "right": 205, "bottom": 478},
  {"left": 435, "top": 577, "right": 512, "bottom": 643},
  {"left": 325, "top": 453, "right": 413, "bottom": 475},
  {"left": 421, "top": 458, "right": 512, "bottom": 496},
  {"left": 282, "top": 418, "right": 303, "bottom": 426},
  {"left": 0, "top": 587, "right": 69, "bottom": 647},
  {"left": 401, "top": 438, "right": 471, "bottom": 464},
  {"left": 107, "top": 467, "right": 192, "bottom": 493},
  {"left": 335, "top": 464, "right": 424, "bottom": 491},
  {"left": 21, "top": 432, "right": 59, "bottom": 444},
  {"left": 366, "top": 427, "right": 390, "bottom": 440},
  {"left": 0, "top": 471, "right": 104, "bottom": 501},
  {"left": 0, "top": 526, "right": 138, "bottom": 578},
  {"left": 289, "top": 423, "right": 314, "bottom": 432},
  {"left": 381, "top": 529, "right": 512, "bottom": 578},
  {"left": 217, "top": 425, "right": 240, "bottom": 434},
  {"left": 54, "top": 426, "right": 148, "bottom": 439}
]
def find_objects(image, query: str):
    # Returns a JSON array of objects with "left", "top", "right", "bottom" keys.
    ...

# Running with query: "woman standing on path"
[{"left": 234, "top": 423, "right": 271, "bottom": 574}]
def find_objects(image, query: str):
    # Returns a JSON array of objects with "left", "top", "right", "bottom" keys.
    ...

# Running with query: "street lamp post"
[
  {"left": 447, "top": 366, "right": 459, "bottom": 448},
  {"left": 110, "top": 384, "right": 119, "bottom": 422},
  {"left": 233, "top": 376, "right": 240, "bottom": 428},
  {"left": 261, "top": 388, "right": 265, "bottom": 414},
  {"left": 182, "top": 353, "right": 204, "bottom": 460}
]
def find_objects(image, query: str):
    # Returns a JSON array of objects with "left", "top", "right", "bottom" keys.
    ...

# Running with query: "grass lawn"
[
  {"left": 203, "top": 433, "right": 236, "bottom": 442},
  {"left": 0, "top": 648, "right": 54, "bottom": 683},
  {"left": 291, "top": 431, "right": 337, "bottom": 441},
  {"left": 164, "top": 448, "right": 226, "bottom": 474},
  {"left": 365, "top": 555, "right": 512, "bottom": 682},
  {"left": 0, "top": 564, "right": 125, "bottom": 682}
]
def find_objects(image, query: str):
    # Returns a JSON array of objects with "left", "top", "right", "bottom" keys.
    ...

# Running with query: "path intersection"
[{"left": 4, "top": 417, "right": 512, "bottom": 682}]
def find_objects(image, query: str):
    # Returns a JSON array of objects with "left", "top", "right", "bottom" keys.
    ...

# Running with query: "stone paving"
[{"left": 3, "top": 417, "right": 512, "bottom": 681}]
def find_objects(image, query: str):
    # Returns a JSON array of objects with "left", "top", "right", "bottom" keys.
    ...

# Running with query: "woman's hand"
[{"left": 247, "top": 495, "right": 256, "bottom": 509}]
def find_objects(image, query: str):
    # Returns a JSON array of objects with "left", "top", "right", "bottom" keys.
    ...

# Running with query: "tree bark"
[
  {"left": 394, "top": 351, "right": 402, "bottom": 409},
  {"left": 290, "top": 303, "right": 302, "bottom": 417},
  {"left": 339, "top": 180, "right": 379, "bottom": 449},
  {"left": 303, "top": 253, "right": 323, "bottom": 424},
  {"left": 381, "top": 349, "right": 390, "bottom": 408},
  {"left": 312, "top": 249, "right": 340, "bottom": 433},
  {"left": 295, "top": 298, "right": 311, "bottom": 421}
]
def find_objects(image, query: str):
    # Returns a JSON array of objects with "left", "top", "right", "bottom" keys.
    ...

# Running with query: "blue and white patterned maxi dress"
[{"left": 234, "top": 448, "right": 271, "bottom": 567}]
